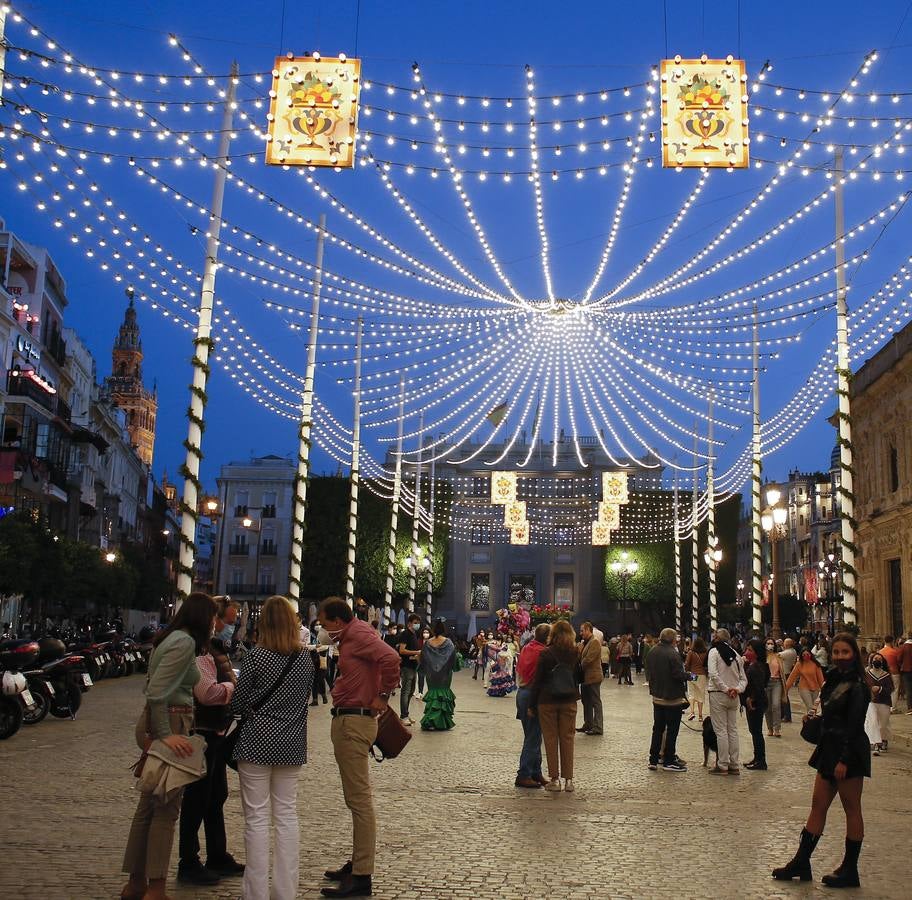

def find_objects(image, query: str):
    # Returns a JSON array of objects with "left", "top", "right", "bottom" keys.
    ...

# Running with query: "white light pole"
[{"left": 761, "top": 486, "right": 788, "bottom": 639}]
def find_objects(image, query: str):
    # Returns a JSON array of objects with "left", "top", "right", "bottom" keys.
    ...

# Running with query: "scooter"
[
  {"left": 22, "top": 638, "right": 89, "bottom": 722},
  {"left": 0, "top": 640, "right": 39, "bottom": 739}
]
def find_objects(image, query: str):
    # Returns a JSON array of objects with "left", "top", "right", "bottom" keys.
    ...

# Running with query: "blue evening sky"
[{"left": 2, "top": 0, "right": 911, "bottom": 497}]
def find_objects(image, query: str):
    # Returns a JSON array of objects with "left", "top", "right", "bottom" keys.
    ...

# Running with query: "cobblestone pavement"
[{"left": 1, "top": 670, "right": 910, "bottom": 900}]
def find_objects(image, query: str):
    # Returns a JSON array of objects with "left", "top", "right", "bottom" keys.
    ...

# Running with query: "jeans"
[
  {"left": 237, "top": 762, "right": 301, "bottom": 900},
  {"left": 515, "top": 686, "right": 543, "bottom": 779},
  {"left": 799, "top": 687, "right": 819, "bottom": 714},
  {"left": 580, "top": 682, "right": 603, "bottom": 734},
  {"left": 764, "top": 679, "right": 782, "bottom": 733},
  {"left": 417, "top": 670, "right": 425, "bottom": 694},
  {"left": 648, "top": 703, "right": 683, "bottom": 766},
  {"left": 178, "top": 732, "right": 229, "bottom": 865},
  {"left": 331, "top": 714, "right": 379, "bottom": 876},
  {"left": 538, "top": 701, "right": 577, "bottom": 779},
  {"left": 399, "top": 667, "right": 417, "bottom": 718},
  {"left": 746, "top": 706, "right": 766, "bottom": 764},
  {"left": 709, "top": 692, "right": 741, "bottom": 769}
]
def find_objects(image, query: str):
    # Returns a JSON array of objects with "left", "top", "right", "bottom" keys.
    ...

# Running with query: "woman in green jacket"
[{"left": 121, "top": 592, "right": 217, "bottom": 900}]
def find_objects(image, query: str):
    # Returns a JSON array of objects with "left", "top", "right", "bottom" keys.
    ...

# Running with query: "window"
[
  {"left": 261, "top": 526, "right": 277, "bottom": 555},
  {"left": 35, "top": 423, "right": 49, "bottom": 459},
  {"left": 229, "top": 568, "right": 244, "bottom": 591},
  {"left": 259, "top": 566, "right": 275, "bottom": 592},
  {"left": 553, "top": 573, "right": 574, "bottom": 609},
  {"left": 262, "top": 490, "right": 277, "bottom": 518},
  {"left": 234, "top": 490, "right": 249, "bottom": 517},
  {"left": 890, "top": 444, "right": 899, "bottom": 493},
  {"left": 470, "top": 573, "right": 490, "bottom": 610},
  {"left": 508, "top": 575, "right": 535, "bottom": 606}
]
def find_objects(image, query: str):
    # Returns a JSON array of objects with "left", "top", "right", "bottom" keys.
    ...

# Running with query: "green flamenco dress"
[{"left": 419, "top": 638, "right": 457, "bottom": 731}]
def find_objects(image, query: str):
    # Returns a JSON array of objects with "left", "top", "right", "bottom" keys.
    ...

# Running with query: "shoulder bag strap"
[{"left": 250, "top": 650, "right": 300, "bottom": 713}]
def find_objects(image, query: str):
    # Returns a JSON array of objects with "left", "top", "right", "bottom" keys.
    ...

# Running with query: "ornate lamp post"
[
  {"left": 817, "top": 549, "right": 841, "bottom": 636},
  {"left": 611, "top": 550, "right": 639, "bottom": 624},
  {"left": 242, "top": 510, "right": 262, "bottom": 628},
  {"left": 737, "top": 578, "right": 745, "bottom": 606},
  {"left": 761, "top": 487, "right": 788, "bottom": 639}
]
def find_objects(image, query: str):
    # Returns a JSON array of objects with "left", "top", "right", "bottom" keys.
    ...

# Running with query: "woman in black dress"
[{"left": 772, "top": 632, "right": 870, "bottom": 888}]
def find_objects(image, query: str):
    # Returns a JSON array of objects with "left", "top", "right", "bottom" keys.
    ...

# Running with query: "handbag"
[
  {"left": 800, "top": 698, "right": 822, "bottom": 745},
  {"left": 370, "top": 704, "right": 412, "bottom": 762},
  {"left": 224, "top": 650, "right": 300, "bottom": 771}
]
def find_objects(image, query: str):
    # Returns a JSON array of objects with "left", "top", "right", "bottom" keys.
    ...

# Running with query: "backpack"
[{"left": 547, "top": 660, "right": 578, "bottom": 700}]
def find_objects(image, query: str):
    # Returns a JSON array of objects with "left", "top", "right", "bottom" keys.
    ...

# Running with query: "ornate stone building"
[
  {"left": 104, "top": 298, "right": 157, "bottom": 467},
  {"left": 854, "top": 320, "right": 912, "bottom": 640}
]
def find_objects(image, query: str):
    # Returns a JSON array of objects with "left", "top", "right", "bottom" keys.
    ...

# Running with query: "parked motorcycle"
[
  {"left": 0, "top": 641, "right": 39, "bottom": 739},
  {"left": 26, "top": 638, "right": 89, "bottom": 722}
]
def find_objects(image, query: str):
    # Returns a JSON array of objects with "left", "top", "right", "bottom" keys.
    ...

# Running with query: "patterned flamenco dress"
[
  {"left": 486, "top": 650, "right": 516, "bottom": 698},
  {"left": 419, "top": 637, "right": 458, "bottom": 731}
]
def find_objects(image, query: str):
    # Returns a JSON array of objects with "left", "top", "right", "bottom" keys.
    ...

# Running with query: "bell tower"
[{"left": 105, "top": 298, "right": 158, "bottom": 467}]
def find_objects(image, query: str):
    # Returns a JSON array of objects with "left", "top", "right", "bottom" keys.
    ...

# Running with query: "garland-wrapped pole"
[
  {"left": 382, "top": 376, "right": 406, "bottom": 629},
  {"left": 424, "top": 450, "right": 436, "bottom": 625},
  {"left": 673, "top": 464, "right": 682, "bottom": 635},
  {"left": 751, "top": 299, "right": 764, "bottom": 632},
  {"left": 691, "top": 432, "right": 699, "bottom": 637},
  {"left": 344, "top": 316, "right": 363, "bottom": 609},
  {"left": 834, "top": 148, "right": 857, "bottom": 627},
  {"left": 176, "top": 62, "right": 238, "bottom": 601},
  {"left": 407, "top": 413, "right": 424, "bottom": 614},
  {"left": 707, "top": 390, "right": 717, "bottom": 633},
  {"left": 288, "top": 213, "right": 327, "bottom": 603}
]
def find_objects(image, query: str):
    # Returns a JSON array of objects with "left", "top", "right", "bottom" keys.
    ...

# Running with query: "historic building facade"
[
  {"left": 854, "top": 320, "right": 912, "bottom": 640},
  {"left": 104, "top": 298, "right": 157, "bottom": 467}
]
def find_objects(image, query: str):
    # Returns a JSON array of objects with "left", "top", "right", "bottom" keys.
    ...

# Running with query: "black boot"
[
  {"left": 772, "top": 828, "right": 821, "bottom": 881},
  {"left": 323, "top": 860, "right": 352, "bottom": 881},
  {"left": 321, "top": 873, "right": 372, "bottom": 897},
  {"left": 822, "top": 838, "right": 862, "bottom": 888}
]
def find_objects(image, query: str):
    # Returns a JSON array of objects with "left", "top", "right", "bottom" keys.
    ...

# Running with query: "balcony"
[
  {"left": 227, "top": 543, "right": 249, "bottom": 556},
  {"left": 233, "top": 504, "right": 248, "bottom": 517},
  {"left": 7, "top": 370, "right": 57, "bottom": 414},
  {"left": 262, "top": 505, "right": 276, "bottom": 518},
  {"left": 260, "top": 541, "right": 277, "bottom": 557},
  {"left": 225, "top": 583, "right": 276, "bottom": 596}
]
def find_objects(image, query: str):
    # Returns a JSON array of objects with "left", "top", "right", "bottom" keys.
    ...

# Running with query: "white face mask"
[{"left": 326, "top": 627, "right": 344, "bottom": 642}]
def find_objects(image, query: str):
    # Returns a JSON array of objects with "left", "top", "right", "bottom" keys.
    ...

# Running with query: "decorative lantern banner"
[
  {"left": 602, "top": 471, "right": 629, "bottom": 505},
  {"left": 266, "top": 54, "right": 361, "bottom": 167},
  {"left": 597, "top": 501, "right": 621, "bottom": 529},
  {"left": 805, "top": 569, "right": 818, "bottom": 604},
  {"left": 510, "top": 522, "right": 530, "bottom": 545},
  {"left": 660, "top": 55, "right": 749, "bottom": 169},
  {"left": 504, "top": 500, "right": 527, "bottom": 529},
  {"left": 592, "top": 521, "right": 612, "bottom": 546},
  {"left": 491, "top": 471, "right": 517, "bottom": 505}
]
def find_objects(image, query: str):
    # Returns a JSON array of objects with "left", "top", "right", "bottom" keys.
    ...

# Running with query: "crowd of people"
[{"left": 120, "top": 592, "right": 912, "bottom": 898}]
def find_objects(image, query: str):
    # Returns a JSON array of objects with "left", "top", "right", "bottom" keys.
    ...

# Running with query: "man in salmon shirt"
[{"left": 878, "top": 635, "right": 900, "bottom": 712}]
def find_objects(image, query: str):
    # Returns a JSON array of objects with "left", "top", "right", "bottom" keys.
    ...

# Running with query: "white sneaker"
[
  {"left": 415, "top": 693, "right": 424, "bottom": 701},
  {"left": 543, "top": 778, "right": 562, "bottom": 792},
  {"left": 564, "top": 779, "right": 575, "bottom": 793}
]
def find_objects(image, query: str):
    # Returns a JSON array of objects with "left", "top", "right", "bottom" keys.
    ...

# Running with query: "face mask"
[
  {"left": 835, "top": 657, "right": 854, "bottom": 671},
  {"left": 326, "top": 628, "right": 344, "bottom": 642},
  {"left": 218, "top": 623, "right": 236, "bottom": 643},
  {"left": 411, "top": 623, "right": 421, "bottom": 632},
  {"left": 872, "top": 660, "right": 885, "bottom": 669}
]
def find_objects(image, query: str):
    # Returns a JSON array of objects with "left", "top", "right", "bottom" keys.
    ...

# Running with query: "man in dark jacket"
[{"left": 644, "top": 627, "right": 689, "bottom": 772}]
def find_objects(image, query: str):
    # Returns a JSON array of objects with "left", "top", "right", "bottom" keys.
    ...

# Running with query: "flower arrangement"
[
  {"left": 529, "top": 603, "right": 573, "bottom": 625},
  {"left": 494, "top": 603, "right": 531, "bottom": 636}
]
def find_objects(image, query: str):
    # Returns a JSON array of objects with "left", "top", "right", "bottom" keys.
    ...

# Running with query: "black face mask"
[{"left": 872, "top": 661, "right": 885, "bottom": 669}]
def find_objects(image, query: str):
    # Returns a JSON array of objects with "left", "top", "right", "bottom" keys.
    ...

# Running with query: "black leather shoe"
[
  {"left": 207, "top": 855, "right": 245, "bottom": 876},
  {"left": 575, "top": 726, "right": 589, "bottom": 733},
  {"left": 321, "top": 874, "right": 372, "bottom": 897},
  {"left": 324, "top": 861, "right": 352, "bottom": 881},
  {"left": 176, "top": 863, "right": 221, "bottom": 885}
]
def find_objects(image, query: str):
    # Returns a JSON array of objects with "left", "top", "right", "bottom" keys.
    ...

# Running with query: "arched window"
[{"left": 118, "top": 361, "right": 126, "bottom": 377}]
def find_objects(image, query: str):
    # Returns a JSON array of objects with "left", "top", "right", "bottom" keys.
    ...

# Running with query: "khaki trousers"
[
  {"left": 331, "top": 714, "right": 379, "bottom": 876},
  {"left": 123, "top": 710, "right": 194, "bottom": 879},
  {"left": 538, "top": 701, "right": 577, "bottom": 779}
]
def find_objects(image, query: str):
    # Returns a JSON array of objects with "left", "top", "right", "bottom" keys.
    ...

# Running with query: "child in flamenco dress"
[{"left": 487, "top": 644, "right": 517, "bottom": 697}]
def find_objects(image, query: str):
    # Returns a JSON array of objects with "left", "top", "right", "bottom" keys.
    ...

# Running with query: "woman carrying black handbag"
[{"left": 772, "top": 632, "right": 871, "bottom": 888}]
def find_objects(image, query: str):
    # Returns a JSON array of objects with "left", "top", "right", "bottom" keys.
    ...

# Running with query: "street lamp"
[
  {"left": 104, "top": 551, "right": 117, "bottom": 563},
  {"left": 704, "top": 533, "right": 723, "bottom": 569},
  {"left": 761, "top": 486, "right": 788, "bottom": 639},
  {"left": 611, "top": 550, "right": 639, "bottom": 623},
  {"left": 405, "top": 545, "right": 432, "bottom": 572},
  {"left": 241, "top": 511, "right": 263, "bottom": 627},
  {"left": 736, "top": 578, "right": 745, "bottom": 606},
  {"left": 817, "top": 549, "right": 841, "bottom": 636}
]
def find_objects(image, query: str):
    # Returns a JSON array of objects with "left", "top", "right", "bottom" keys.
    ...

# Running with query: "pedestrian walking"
[
  {"left": 576, "top": 621, "right": 604, "bottom": 735},
  {"left": 230, "top": 595, "right": 313, "bottom": 900},
  {"left": 319, "top": 597, "right": 400, "bottom": 898},
  {"left": 177, "top": 602, "right": 243, "bottom": 886},
  {"left": 779, "top": 637, "right": 798, "bottom": 722},
  {"left": 616, "top": 633, "right": 634, "bottom": 685},
  {"left": 785, "top": 650, "right": 826, "bottom": 714},
  {"left": 742, "top": 639, "right": 770, "bottom": 771},
  {"left": 121, "top": 592, "right": 217, "bottom": 900},
  {"left": 416, "top": 626, "right": 430, "bottom": 699},
  {"left": 471, "top": 631, "right": 486, "bottom": 680},
  {"left": 684, "top": 637, "right": 708, "bottom": 722},
  {"left": 514, "top": 623, "right": 550, "bottom": 789},
  {"left": 878, "top": 635, "right": 900, "bottom": 712},
  {"left": 310, "top": 641, "right": 329, "bottom": 707},
  {"left": 528, "top": 619, "right": 580, "bottom": 793},
  {"left": 397, "top": 614, "right": 422, "bottom": 724},
  {"left": 899, "top": 632, "right": 912, "bottom": 713},
  {"left": 864, "top": 652, "right": 892, "bottom": 754},
  {"left": 772, "top": 633, "right": 871, "bottom": 888},
  {"left": 644, "top": 627, "right": 689, "bottom": 772},
  {"left": 419, "top": 621, "right": 457, "bottom": 731},
  {"left": 707, "top": 628, "right": 747, "bottom": 776},
  {"left": 764, "top": 638, "right": 784, "bottom": 738}
]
